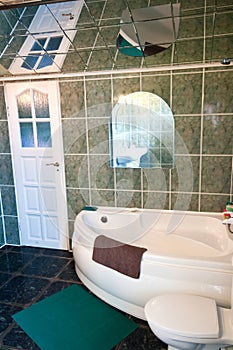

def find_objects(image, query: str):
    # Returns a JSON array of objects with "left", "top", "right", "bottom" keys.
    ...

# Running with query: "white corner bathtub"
[{"left": 72, "top": 207, "right": 233, "bottom": 320}]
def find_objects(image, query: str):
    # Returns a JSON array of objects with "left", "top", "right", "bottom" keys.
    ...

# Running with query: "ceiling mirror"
[
  {"left": 110, "top": 91, "right": 174, "bottom": 169},
  {"left": 117, "top": 3, "right": 180, "bottom": 57}
]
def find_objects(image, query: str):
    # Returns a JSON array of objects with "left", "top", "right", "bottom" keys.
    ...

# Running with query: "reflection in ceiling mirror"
[
  {"left": 110, "top": 92, "right": 174, "bottom": 169},
  {"left": 9, "top": 1, "right": 84, "bottom": 75},
  {"left": 117, "top": 3, "right": 180, "bottom": 57},
  {"left": 0, "top": 2, "right": 232, "bottom": 76}
]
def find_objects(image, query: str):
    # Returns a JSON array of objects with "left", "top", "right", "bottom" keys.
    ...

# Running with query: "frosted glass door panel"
[
  {"left": 20, "top": 122, "right": 34, "bottom": 147},
  {"left": 36, "top": 122, "right": 52, "bottom": 148},
  {"left": 17, "top": 88, "right": 52, "bottom": 148},
  {"left": 17, "top": 89, "right": 32, "bottom": 118},
  {"left": 34, "top": 90, "right": 49, "bottom": 118}
]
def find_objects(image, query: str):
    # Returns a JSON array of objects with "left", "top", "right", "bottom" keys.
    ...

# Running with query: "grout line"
[
  {"left": 110, "top": 74, "right": 117, "bottom": 207},
  {"left": 83, "top": 76, "right": 92, "bottom": 205},
  {"left": 198, "top": 67, "right": 206, "bottom": 211},
  {"left": 203, "top": 0, "right": 207, "bottom": 64},
  {"left": 230, "top": 157, "right": 233, "bottom": 202}
]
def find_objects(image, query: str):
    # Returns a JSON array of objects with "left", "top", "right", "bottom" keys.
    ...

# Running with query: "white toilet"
[{"left": 145, "top": 292, "right": 233, "bottom": 350}]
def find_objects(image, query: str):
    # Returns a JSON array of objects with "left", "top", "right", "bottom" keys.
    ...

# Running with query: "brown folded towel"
[{"left": 92, "top": 235, "right": 147, "bottom": 279}]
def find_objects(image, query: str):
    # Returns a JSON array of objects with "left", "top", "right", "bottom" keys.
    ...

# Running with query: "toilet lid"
[{"left": 145, "top": 294, "right": 219, "bottom": 339}]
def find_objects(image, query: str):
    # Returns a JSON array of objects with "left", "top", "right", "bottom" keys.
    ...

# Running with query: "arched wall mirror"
[{"left": 110, "top": 91, "right": 174, "bottom": 169}]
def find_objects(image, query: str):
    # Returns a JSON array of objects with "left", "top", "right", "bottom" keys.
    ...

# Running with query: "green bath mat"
[{"left": 13, "top": 284, "right": 138, "bottom": 350}]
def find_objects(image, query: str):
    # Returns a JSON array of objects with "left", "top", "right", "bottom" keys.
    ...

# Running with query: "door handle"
[{"left": 46, "top": 162, "right": 60, "bottom": 167}]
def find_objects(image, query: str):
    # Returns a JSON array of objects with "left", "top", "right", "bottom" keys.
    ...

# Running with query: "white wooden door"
[{"left": 4, "top": 81, "right": 69, "bottom": 249}]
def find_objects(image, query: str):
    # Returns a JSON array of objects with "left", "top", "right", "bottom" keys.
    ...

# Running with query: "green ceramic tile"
[
  {"left": 200, "top": 194, "right": 230, "bottom": 212},
  {"left": 68, "top": 220, "right": 75, "bottom": 240},
  {"left": 102, "top": 0, "right": 128, "bottom": 18},
  {"left": 173, "top": 38, "right": 204, "bottom": 64},
  {"left": 116, "top": 190, "right": 141, "bottom": 208},
  {"left": 179, "top": 0, "right": 204, "bottom": 10},
  {"left": 79, "top": 1, "right": 105, "bottom": 24},
  {"left": 4, "top": 216, "right": 20, "bottom": 245},
  {"left": 175, "top": 116, "right": 201, "bottom": 154},
  {"left": 171, "top": 155, "right": 197, "bottom": 193},
  {"left": 0, "top": 155, "right": 14, "bottom": 186},
  {"left": 141, "top": 73, "right": 170, "bottom": 105},
  {"left": 171, "top": 193, "right": 199, "bottom": 211},
  {"left": 95, "top": 25, "right": 119, "bottom": 47},
  {"left": 201, "top": 156, "right": 232, "bottom": 194},
  {"left": 62, "top": 119, "right": 87, "bottom": 154},
  {"left": 216, "top": 0, "right": 233, "bottom": 6},
  {"left": 73, "top": 28, "right": 98, "bottom": 49},
  {"left": 205, "top": 36, "right": 233, "bottom": 62},
  {"left": 0, "top": 121, "right": 10, "bottom": 153},
  {"left": 86, "top": 78, "right": 112, "bottom": 116},
  {"left": 205, "top": 13, "right": 215, "bottom": 37},
  {"left": 203, "top": 115, "right": 233, "bottom": 154},
  {"left": 178, "top": 15, "right": 204, "bottom": 38},
  {"left": 149, "top": 0, "right": 177, "bottom": 5},
  {"left": 143, "top": 191, "right": 169, "bottom": 210},
  {"left": 112, "top": 76, "right": 140, "bottom": 102},
  {"left": 65, "top": 155, "right": 89, "bottom": 189},
  {"left": 127, "top": 0, "right": 149, "bottom": 9},
  {"left": 62, "top": 50, "right": 90, "bottom": 73},
  {"left": 89, "top": 154, "right": 114, "bottom": 189},
  {"left": 60, "top": 81, "right": 85, "bottom": 119},
  {"left": 116, "top": 168, "right": 142, "bottom": 191},
  {"left": 87, "top": 49, "right": 116, "bottom": 71},
  {"left": 172, "top": 72, "right": 202, "bottom": 114},
  {"left": 0, "top": 217, "right": 4, "bottom": 246},
  {"left": 115, "top": 50, "right": 143, "bottom": 69},
  {"left": 1, "top": 186, "right": 17, "bottom": 216},
  {"left": 66, "top": 188, "right": 89, "bottom": 220},
  {"left": 91, "top": 189, "right": 115, "bottom": 207},
  {"left": 88, "top": 119, "right": 109, "bottom": 154},
  {"left": 214, "top": 12, "right": 233, "bottom": 35},
  {"left": 0, "top": 87, "right": 7, "bottom": 120},
  {"left": 204, "top": 70, "right": 233, "bottom": 114},
  {"left": 143, "top": 168, "right": 170, "bottom": 191}
]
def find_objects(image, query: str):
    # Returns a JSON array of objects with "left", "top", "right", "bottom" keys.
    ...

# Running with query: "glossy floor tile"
[{"left": 0, "top": 245, "right": 166, "bottom": 350}]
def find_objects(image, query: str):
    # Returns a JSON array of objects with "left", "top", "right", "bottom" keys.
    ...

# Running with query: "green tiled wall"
[
  {"left": 60, "top": 67, "right": 233, "bottom": 236},
  {"left": 0, "top": 85, "right": 20, "bottom": 245},
  {"left": 0, "top": 189, "right": 4, "bottom": 247}
]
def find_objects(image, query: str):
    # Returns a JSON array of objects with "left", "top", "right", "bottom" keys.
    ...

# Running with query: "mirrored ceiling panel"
[{"left": 0, "top": 0, "right": 233, "bottom": 76}]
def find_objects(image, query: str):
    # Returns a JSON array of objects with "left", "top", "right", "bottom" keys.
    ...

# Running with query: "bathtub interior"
[
  {"left": 139, "top": 211, "right": 232, "bottom": 253},
  {"left": 74, "top": 208, "right": 233, "bottom": 257},
  {"left": 76, "top": 208, "right": 160, "bottom": 244},
  {"left": 75, "top": 207, "right": 233, "bottom": 253}
]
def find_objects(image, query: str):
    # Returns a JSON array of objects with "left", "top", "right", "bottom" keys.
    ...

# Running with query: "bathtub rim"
[{"left": 73, "top": 207, "right": 233, "bottom": 269}]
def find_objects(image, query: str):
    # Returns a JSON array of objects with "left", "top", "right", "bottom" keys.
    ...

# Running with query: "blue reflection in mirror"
[{"left": 110, "top": 92, "right": 174, "bottom": 168}]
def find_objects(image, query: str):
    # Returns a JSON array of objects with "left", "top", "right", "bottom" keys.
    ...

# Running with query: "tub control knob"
[{"left": 101, "top": 216, "right": 108, "bottom": 223}]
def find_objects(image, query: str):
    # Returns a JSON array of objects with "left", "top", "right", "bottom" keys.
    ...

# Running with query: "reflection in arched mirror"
[{"left": 110, "top": 92, "right": 174, "bottom": 168}]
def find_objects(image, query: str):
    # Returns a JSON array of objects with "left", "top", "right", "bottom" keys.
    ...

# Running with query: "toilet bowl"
[{"left": 145, "top": 293, "right": 233, "bottom": 350}]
